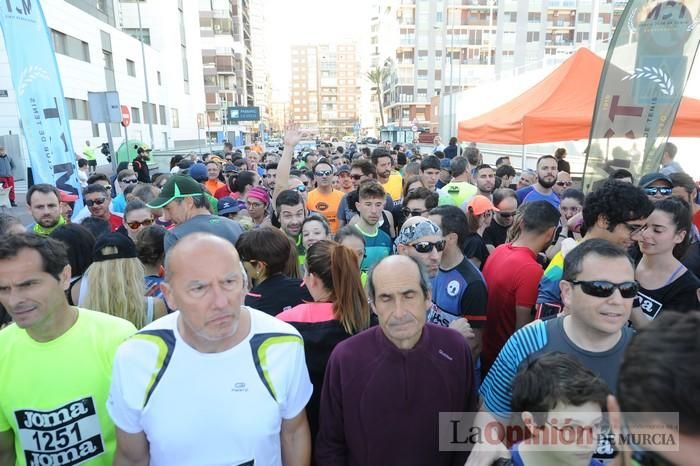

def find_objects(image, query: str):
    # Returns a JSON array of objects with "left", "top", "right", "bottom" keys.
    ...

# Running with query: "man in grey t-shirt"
[{"left": 147, "top": 175, "right": 243, "bottom": 252}]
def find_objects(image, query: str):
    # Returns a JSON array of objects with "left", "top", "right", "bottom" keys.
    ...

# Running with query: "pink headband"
[{"left": 247, "top": 187, "right": 269, "bottom": 205}]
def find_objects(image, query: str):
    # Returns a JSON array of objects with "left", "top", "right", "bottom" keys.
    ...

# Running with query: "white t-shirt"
[{"left": 107, "top": 308, "right": 313, "bottom": 466}]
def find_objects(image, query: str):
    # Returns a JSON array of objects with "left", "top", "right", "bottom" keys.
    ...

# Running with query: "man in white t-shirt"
[{"left": 107, "top": 233, "right": 313, "bottom": 466}]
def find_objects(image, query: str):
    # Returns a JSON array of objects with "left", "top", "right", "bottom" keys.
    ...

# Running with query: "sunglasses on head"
[
  {"left": 85, "top": 198, "right": 107, "bottom": 207},
  {"left": 127, "top": 218, "right": 154, "bottom": 230},
  {"left": 411, "top": 240, "right": 446, "bottom": 253},
  {"left": 402, "top": 208, "right": 426, "bottom": 218},
  {"left": 644, "top": 186, "right": 673, "bottom": 196},
  {"left": 569, "top": 279, "right": 638, "bottom": 299},
  {"left": 556, "top": 181, "right": 572, "bottom": 187},
  {"left": 315, "top": 170, "right": 333, "bottom": 177},
  {"left": 121, "top": 178, "right": 138, "bottom": 184}
]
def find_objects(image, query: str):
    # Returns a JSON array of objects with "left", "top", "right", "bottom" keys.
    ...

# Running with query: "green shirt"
[{"left": 0, "top": 309, "right": 136, "bottom": 466}]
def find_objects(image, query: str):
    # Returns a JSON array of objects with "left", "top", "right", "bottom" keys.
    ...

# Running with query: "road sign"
[
  {"left": 120, "top": 105, "right": 130, "bottom": 127},
  {"left": 411, "top": 125, "right": 418, "bottom": 132},
  {"left": 227, "top": 106, "right": 260, "bottom": 122},
  {"left": 88, "top": 91, "right": 121, "bottom": 123}
]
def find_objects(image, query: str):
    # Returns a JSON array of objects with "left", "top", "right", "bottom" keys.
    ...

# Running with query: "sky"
[{"left": 263, "top": 0, "right": 372, "bottom": 101}]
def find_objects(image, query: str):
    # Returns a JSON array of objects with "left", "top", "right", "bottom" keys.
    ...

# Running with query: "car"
[
  {"left": 361, "top": 137, "right": 380, "bottom": 145},
  {"left": 294, "top": 140, "right": 317, "bottom": 153}
]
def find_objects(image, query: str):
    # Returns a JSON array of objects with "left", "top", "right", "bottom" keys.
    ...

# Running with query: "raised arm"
[{"left": 272, "top": 123, "right": 303, "bottom": 209}]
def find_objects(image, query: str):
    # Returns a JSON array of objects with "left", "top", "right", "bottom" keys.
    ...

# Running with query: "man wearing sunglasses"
[
  {"left": 484, "top": 188, "right": 518, "bottom": 252},
  {"left": 469, "top": 239, "right": 637, "bottom": 466},
  {"left": 428, "top": 206, "right": 488, "bottom": 362},
  {"left": 609, "top": 312, "right": 700, "bottom": 466},
  {"left": 82, "top": 184, "right": 122, "bottom": 232},
  {"left": 306, "top": 160, "right": 344, "bottom": 234},
  {"left": 552, "top": 171, "right": 573, "bottom": 197},
  {"left": 396, "top": 217, "right": 444, "bottom": 279},
  {"left": 111, "top": 169, "right": 139, "bottom": 214},
  {"left": 639, "top": 172, "right": 674, "bottom": 202}
]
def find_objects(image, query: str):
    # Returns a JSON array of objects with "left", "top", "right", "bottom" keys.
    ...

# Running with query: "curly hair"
[{"left": 582, "top": 180, "right": 654, "bottom": 231}]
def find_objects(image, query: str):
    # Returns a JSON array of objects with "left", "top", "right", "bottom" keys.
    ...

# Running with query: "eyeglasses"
[
  {"left": 294, "top": 185, "right": 307, "bottom": 193},
  {"left": 497, "top": 211, "right": 517, "bottom": 218},
  {"left": 121, "top": 178, "right": 138, "bottom": 184},
  {"left": 622, "top": 221, "right": 646, "bottom": 234},
  {"left": 556, "top": 181, "right": 573, "bottom": 187},
  {"left": 411, "top": 240, "right": 446, "bottom": 253},
  {"left": 315, "top": 170, "right": 333, "bottom": 177},
  {"left": 246, "top": 201, "right": 265, "bottom": 209},
  {"left": 85, "top": 198, "right": 107, "bottom": 207},
  {"left": 127, "top": 218, "right": 154, "bottom": 230},
  {"left": 350, "top": 174, "right": 363, "bottom": 181},
  {"left": 569, "top": 279, "right": 639, "bottom": 299},
  {"left": 644, "top": 186, "right": 673, "bottom": 196},
  {"left": 402, "top": 208, "right": 426, "bottom": 218},
  {"left": 104, "top": 185, "right": 112, "bottom": 191}
]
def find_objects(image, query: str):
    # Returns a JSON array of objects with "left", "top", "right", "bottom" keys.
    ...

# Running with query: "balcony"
[{"left": 547, "top": 20, "right": 575, "bottom": 28}]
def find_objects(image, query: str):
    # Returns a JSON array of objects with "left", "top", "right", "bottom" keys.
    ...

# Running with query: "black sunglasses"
[
  {"left": 315, "top": 170, "right": 333, "bottom": 177},
  {"left": 411, "top": 240, "right": 446, "bottom": 253},
  {"left": 556, "top": 181, "right": 572, "bottom": 187},
  {"left": 85, "top": 198, "right": 107, "bottom": 207},
  {"left": 350, "top": 174, "right": 363, "bottom": 180},
  {"left": 402, "top": 208, "right": 426, "bottom": 218},
  {"left": 121, "top": 178, "right": 138, "bottom": 184},
  {"left": 644, "top": 186, "right": 672, "bottom": 196},
  {"left": 569, "top": 280, "right": 639, "bottom": 299},
  {"left": 498, "top": 211, "right": 517, "bottom": 218}
]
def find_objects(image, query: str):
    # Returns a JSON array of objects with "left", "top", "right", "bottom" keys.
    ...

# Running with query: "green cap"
[{"left": 147, "top": 175, "right": 204, "bottom": 209}]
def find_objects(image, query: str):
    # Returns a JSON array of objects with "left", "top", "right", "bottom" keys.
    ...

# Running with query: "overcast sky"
[{"left": 263, "top": 0, "right": 372, "bottom": 101}]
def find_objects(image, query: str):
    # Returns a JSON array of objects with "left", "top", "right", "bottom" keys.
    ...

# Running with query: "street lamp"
[{"left": 136, "top": 0, "right": 154, "bottom": 149}]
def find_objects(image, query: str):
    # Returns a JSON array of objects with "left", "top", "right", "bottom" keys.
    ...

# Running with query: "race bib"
[
  {"left": 427, "top": 304, "right": 459, "bottom": 327},
  {"left": 636, "top": 291, "right": 662, "bottom": 320},
  {"left": 15, "top": 397, "right": 105, "bottom": 466}
]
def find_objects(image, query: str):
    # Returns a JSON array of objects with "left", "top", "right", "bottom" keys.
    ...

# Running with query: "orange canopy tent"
[{"left": 457, "top": 48, "right": 700, "bottom": 145}]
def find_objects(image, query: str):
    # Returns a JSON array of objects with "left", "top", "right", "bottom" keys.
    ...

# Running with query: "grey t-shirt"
[{"left": 164, "top": 214, "right": 244, "bottom": 252}]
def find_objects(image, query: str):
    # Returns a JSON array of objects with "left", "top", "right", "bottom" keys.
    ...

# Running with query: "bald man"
[
  {"left": 316, "top": 255, "right": 477, "bottom": 465},
  {"left": 108, "top": 233, "right": 312, "bottom": 466}
]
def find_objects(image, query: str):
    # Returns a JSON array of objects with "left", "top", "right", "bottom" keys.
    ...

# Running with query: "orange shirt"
[
  {"left": 204, "top": 179, "right": 226, "bottom": 196},
  {"left": 307, "top": 188, "right": 345, "bottom": 234}
]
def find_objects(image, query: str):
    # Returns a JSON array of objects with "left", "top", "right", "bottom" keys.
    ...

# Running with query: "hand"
[
  {"left": 283, "top": 123, "right": 303, "bottom": 148},
  {"left": 449, "top": 318, "right": 475, "bottom": 341}
]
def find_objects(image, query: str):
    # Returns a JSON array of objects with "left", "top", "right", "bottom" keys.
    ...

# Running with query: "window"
[
  {"left": 171, "top": 108, "right": 179, "bottom": 128},
  {"left": 65, "top": 98, "right": 89, "bottom": 120},
  {"left": 506, "top": 12, "right": 517, "bottom": 22},
  {"left": 102, "top": 50, "right": 113, "bottom": 70},
  {"left": 92, "top": 124, "right": 100, "bottom": 137},
  {"left": 157, "top": 71, "right": 162, "bottom": 85},
  {"left": 131, "top": 107, "right": 141, "bottom": 124},
  {"left": 527, "top": 31, "right": 540, "bottom": 42},
  {"left": 528, "top": 12, "right": 541, "bottom": 22},
  {"left": 126, "top": 59, "right": 136, "bottom": 77},
  {"left": 159, "top": 105, "right": 167, "bottom": 125},
  {"left": 51, "top": 30, "right": 90, "bottom": 62},
  {"left": 576, "top": 31, "right": 590, "bottom": 42},
  {"left": 122, "top": 28, "right": 151, "bottom": 45},
  {"left": 578, "top": 13, "right": 591, "bottom": 23},
  {"left": 143, "top": 102, "right": 157, "bottom": 124}
]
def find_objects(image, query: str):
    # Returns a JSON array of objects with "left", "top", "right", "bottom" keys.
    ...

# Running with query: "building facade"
[
  {"left": 370, "top": 0, "right": 627, "bottom": 141},
  {"left": 290, "top": 43, "right": 360, "bottom": 139},
  {"left": 0, "top": 0, "right": 205, "bottom": 162}
]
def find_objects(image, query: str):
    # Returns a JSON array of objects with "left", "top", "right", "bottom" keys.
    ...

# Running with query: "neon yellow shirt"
[
  {"left": 82, "top": 146, "right": 96, "bottom": 161},
  {"left": 0, "top": 309, "right": 136, "bottom": 466}
]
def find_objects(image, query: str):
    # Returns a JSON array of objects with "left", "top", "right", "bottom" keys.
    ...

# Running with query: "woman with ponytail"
[{"left": 277, "top": 240, "right": 373, "bottom": 457}]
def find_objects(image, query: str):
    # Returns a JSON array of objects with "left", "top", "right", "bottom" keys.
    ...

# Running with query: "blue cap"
[
  {"left": 188, "top": 163, "right": 208, "bottom": 182},
  {"left": 440, "top": 158, "right": 451, "bottom": 170},
  {"left": 217, "top": 198, "right": 240, "bottom": 216}
]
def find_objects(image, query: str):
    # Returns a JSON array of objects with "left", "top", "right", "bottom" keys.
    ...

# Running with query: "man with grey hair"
[
  {"left": 316, "top": 254, "right": 477, "bottom": 465},
  {"left": 108, "top": 233, "right": 313, "bottom": 465},
  {"left": 395, "top": 216, "right": 444, "bottom": 278}
]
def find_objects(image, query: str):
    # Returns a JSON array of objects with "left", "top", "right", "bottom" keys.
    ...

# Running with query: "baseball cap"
[
  {"left": 638, "top": 172, "right": 672, "bottom": 188},
  {"left": 58, "top": 190, "right": 78, "bottom": 203},
  {"left": 217, "top": 198, "right": 240, "bottom": 216},
  {"left": 93, "top": 233, "right": 138, "bottom": 262},
  {"left": 468, "top": 195, "right": 500, "bottom": 215},
  {"left": 188, "top": 163, "right": 208, "bottom": 182},
  {"left": 440, "top": 159, "right": 451, "bottom": 170},
  {"left": 337, "top": 164, "right": 351, "bottom": 175},
  {"left": 147, "top": 175, "right": 204, "bottom": 209},
  {"left": 223, "top": 163, "right": 238, "bottom": 174},
  {"left": 395, "top": 218, "right": 442, "bottom": 246}
]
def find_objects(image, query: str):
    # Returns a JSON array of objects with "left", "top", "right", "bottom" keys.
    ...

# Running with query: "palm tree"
[{"left": 366, "top": 66, "right": 387, "bottom": 129}]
